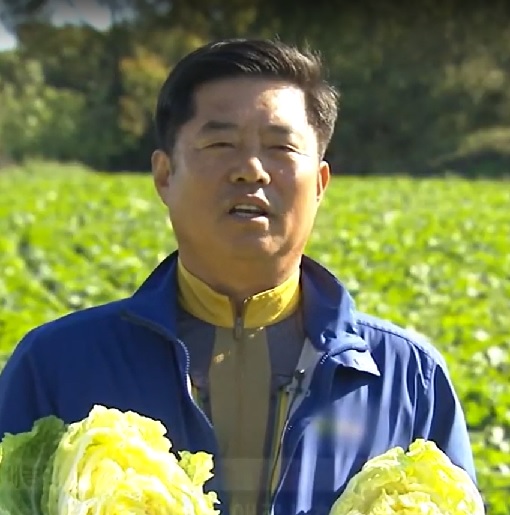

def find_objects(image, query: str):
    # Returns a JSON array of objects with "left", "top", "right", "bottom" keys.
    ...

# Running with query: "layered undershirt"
[{"left": 176, "top": 258, "right": 306, "bottom": 513}]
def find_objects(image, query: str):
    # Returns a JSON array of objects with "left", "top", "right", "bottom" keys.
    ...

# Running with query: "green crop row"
[{"left": 1, "top": 163, "right": 509, "bottom": 513}]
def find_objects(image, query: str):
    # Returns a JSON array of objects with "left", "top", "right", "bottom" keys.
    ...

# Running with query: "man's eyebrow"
[{"left": 198, "top": 121, "right": 296, "bottom": 135}]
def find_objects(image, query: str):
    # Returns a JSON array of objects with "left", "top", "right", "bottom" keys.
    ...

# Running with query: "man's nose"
[{"left": 229, "top": 155, "right": 271, "bottom": 184}]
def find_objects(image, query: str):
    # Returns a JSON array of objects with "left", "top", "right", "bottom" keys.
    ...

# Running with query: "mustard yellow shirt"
[{"left": 176, "top": 258, "right": 304, "bottom": 514}]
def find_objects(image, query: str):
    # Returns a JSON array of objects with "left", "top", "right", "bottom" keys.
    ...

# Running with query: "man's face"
[{"left": 152, "top": 77, "right": 330, "bottom": 265}]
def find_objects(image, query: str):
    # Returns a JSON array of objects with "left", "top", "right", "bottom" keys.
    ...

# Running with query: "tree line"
[{"left": 1, "top": 0, "right": 509, "bottom": 176}]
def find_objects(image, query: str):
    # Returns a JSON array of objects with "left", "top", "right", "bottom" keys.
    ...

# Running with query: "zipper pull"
[{"left": 284, "top": 369, "right": 306, "bottom": 395}]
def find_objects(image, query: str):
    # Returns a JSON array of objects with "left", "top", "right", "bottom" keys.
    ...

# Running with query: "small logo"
[{"left": 314, "top": 417, "right": 365, "bottom": 440}]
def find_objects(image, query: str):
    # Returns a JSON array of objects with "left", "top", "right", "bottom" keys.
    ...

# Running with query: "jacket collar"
[
  {"left": 300, "top": 255, "right": 380, "bottom": 376},
  {"left": 121, "top": 251, "right": 380, "bottom": 377}
]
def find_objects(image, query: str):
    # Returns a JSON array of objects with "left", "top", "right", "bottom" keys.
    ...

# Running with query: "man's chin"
[{"left": 220, "top": 236, "right": 280, "bottom": 260}]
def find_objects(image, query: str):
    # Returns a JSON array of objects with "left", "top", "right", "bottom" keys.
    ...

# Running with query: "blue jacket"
[{"left": 0, "top": 251, "right": 476, "bottom": 515}]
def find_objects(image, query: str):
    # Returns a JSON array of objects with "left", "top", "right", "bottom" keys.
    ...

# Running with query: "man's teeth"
[
  {"left": 232, "top": 204, "right": 266, "bottom": 215},
  {"left": 235, "top": 204, "right": 262, "bottom": 212}
]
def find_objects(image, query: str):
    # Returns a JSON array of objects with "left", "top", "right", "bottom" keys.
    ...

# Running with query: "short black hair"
[{"left": 154, "top": 38, "right": 340, "bottom": 158}]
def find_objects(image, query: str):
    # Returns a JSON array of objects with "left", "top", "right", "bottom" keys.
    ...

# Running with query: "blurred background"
[
  {"left": 0, "top": 1, "right": 509, "bottom": 514},
  {"left": 1, "top": 0, "right": 510, "bottom": 175}
]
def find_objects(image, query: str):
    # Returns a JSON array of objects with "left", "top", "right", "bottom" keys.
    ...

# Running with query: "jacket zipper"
[
  {"left": 121, "top": 313, "right": 216, "bottom": 435},
  {"left": 268, "top": 351, "right": 332, "bottom": 513},
  {"left": 266, "top": 385, "right": 301, "bottom": 508}
]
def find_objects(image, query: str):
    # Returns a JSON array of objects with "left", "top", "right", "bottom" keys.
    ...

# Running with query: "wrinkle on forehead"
[
  {"left": 176, "top": 77, "right": 320, "bottom": 157},
  {"left": 193, "top": 77, "right": 309, "bottom": 126}
]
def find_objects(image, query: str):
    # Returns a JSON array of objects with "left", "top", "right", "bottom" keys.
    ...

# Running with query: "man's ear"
[
  {"left": 316, "top": 160, "right": 331, "bottom": 203},
  {"left": 151, "top": 149, "right": 172, "bottom": 203}
]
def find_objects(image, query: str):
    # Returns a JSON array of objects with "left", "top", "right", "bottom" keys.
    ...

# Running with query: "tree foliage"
[{"left": 0, "top": 0, "right": 509, "bottom": 175}]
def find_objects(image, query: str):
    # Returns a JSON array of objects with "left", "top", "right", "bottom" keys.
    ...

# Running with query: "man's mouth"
[{"left": 229, "top": 204, "right": 269, "bottom": 218}]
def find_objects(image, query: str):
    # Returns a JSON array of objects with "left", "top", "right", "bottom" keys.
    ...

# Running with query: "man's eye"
[
  {"left": 271, "top": 145, "right": 295, "bottom": 152},
  {"left": 206, "top": 142, "right": 234, "bottom": 148}
]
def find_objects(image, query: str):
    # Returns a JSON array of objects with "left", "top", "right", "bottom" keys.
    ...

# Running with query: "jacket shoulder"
[
  {"left": 355, "top": 312, "right": 449, "bottom": 381},
  {"left": 11, "top": 299, "right": 129, "bottom": 358}
]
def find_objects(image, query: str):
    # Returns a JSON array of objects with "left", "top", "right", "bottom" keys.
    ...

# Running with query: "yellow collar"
[{"left": 177, "top": 258, "right": 301, "bottom": 328}]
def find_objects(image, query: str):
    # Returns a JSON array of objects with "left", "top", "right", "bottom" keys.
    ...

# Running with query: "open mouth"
[{"left": 229, "top": 204, "right": 269, "bottom": 218}]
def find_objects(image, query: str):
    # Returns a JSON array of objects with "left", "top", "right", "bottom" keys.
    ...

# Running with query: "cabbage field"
[{"left": 1, "top": 162, "right": 509, "bottom": 513}]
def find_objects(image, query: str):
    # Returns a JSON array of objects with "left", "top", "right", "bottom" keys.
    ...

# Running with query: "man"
[{"left": 0, "top": 39, "right": 475, "bottom": 515}]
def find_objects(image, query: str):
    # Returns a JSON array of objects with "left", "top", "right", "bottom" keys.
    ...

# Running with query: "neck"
[{"left": 177, "top": 251, "right": 301, "bottom": 310}]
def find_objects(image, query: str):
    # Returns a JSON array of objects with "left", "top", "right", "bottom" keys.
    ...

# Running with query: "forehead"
[{"left": 190, "top": 77, "right": 309, "bottom": 124}]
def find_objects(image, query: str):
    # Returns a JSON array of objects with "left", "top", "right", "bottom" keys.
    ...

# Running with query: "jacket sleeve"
[
  {"left": 0, "top": 330, "right": 55, "bottom": 438},
  {"left": 415, "top": 357, "right": 477, "bottom": 484}
]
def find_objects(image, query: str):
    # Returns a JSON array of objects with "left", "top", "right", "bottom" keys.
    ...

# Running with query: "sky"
[{"left": 0, "top": 0, "right": 113, "bottom": 50}]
